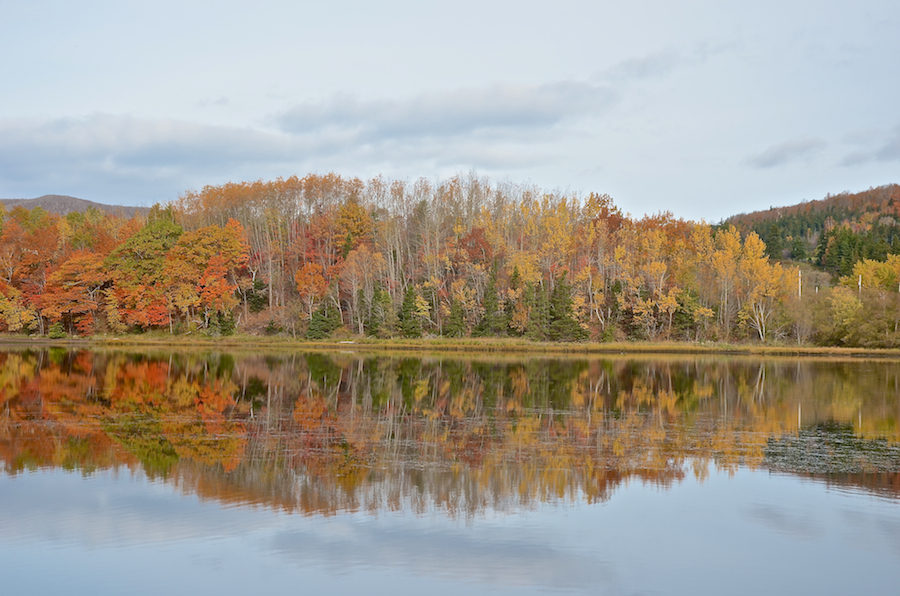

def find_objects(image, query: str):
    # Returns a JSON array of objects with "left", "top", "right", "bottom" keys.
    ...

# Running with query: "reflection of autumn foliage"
[
  {"left": 293, "top": 393, "right": 332, "bottom": 430},
  {"left": 0, "top": 350, "right": 246, "bottom": 476},
  {"left": 1, "top": 350, "right": 899, "bottom": 516},
  {"left": 211, "top": 353, "right": 900, "bottom": 515}
]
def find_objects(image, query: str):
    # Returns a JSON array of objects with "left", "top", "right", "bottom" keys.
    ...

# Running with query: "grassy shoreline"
[{"left": 2, "top": 333, "right": 900, "bottom": 359}]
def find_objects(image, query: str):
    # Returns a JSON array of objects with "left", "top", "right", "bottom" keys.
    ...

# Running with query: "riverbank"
[{"left": 3, "top": 333, "right": 900, "bottom": 359}]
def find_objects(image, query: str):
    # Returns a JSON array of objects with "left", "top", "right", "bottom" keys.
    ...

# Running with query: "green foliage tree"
[
  {"left": 399, "top": 286, "right": 422, "bottom": 338},
  {"left": 443, "top": 298, "right": 467, "bottom": 337},
  {"left": 790, "top": 237, "right": 808, "bottom": 261},
  {"left": 106, "top": 204, "right": 183, "bottom": 330},
  {"left": 474, "top": 265, "right": 503, "bottom": 337},
  {"left": 525, "top": 282, "right": 549, "bottom": 341},
  {"left": 547, "top": 272, "right": 588, "bottom": 341},
  {"left": 306, "top": 302, "right": 342, "bottom": 339},
  {"left": 368, "top": 284, "right": 397, "bottom": 338},
  {"left": 763, "top": 224, "right": 783, "bottom": 259}
]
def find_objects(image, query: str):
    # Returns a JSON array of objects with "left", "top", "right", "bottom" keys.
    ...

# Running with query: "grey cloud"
[
  {"left": 0, "top": 114, "right": 292, "bottom": 170},
  {"left": 0, "top": 470, "right": 278, "bottom": 547},
  {"left": 269, "top": 519, "right": 616, "bottom": 590},
  {"left": 2, "top": 471, "right": 618, "bottom": 592},
  {"left": 0, "top": 114, "right": 301, "bottom": 201},
  {"left": 875, "top": 126, "right": 900, "bottom": 161},
  {"left": 746, "top": 137, "right": 826, "bottom": 169},
  {"left": 841, "top": 150, "right": 871, "bottom": 166},
  {"left": 602, "top": 51, "right": 681, "bottom": 82},
  {"left": 840, "top": 125, "right": 900, "bottom": 166},
  {"left": 275, "top": 81, "right": 617, "bottom": 142},
  {"left": 746, "top": 503, "right": 820, "bottom": 540},
  {"left": 596, "top": 42, "right": 734, "bottom": 86},
  {"left": 0, "top": 110, "right": 559, "bottom": 203}
]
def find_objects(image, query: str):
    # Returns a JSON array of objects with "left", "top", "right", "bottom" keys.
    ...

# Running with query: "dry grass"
[{"left": 3, "top": 332, "right": 900, "bottom": 359}]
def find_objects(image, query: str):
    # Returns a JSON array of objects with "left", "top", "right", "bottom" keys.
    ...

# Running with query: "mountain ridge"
[{"left": 0, "top": 194, "right": 149, "bottom": 218}]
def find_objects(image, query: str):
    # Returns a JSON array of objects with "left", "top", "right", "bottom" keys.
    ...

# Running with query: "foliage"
[
  {"left": 399, "top": 286, "right": 423, "bottom": 338},
  {"left": 306, "top": 302, "right": 342, "bottom": 339},
  {"left": 548, "top": 272, "right": 588, "bottom": 341},
  {"left": 2, "top": 175, "right": 900, "bottom": 346},
  {"left": 48, "top": 321, "right": 67, "bottom": 339}
]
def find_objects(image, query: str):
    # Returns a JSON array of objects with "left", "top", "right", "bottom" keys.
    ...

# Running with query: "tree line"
[
  {"left": 1, "top": 172, "right": 899, "bottom": 345},
  {"left": 727, "top": 184, "right": 900, "bottom": 269}
]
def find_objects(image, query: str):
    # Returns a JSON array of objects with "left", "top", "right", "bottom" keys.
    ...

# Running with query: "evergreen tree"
[
  {"left": 790, "top": 237, "right": 808, "bottom": 261},
  {"left": 474, "top": 264, "right": 503, "bottom": 337},
  {"left": 375, "top": 286, "right": 398, "bottom": 338},
  {"left": 505, "top": 266, "right": 523, "bottom": 335},
  {"left": 366, "top": 282, "right": 390, "bottom": 337},
  {"left": 213, "top": 311, "right": 236, "bottom": 336},
  {"left": 444, "top": 298, "right": 467, "bottom": 337},
  {"left": 547, "top": 272, "right": 588, "bottom": 341},
  {"left": 525, "top": 281, "right": 549, "bottom": 341},
  {"left": 246, "top": 279, "right": 268, "bottom": 313},
  {"left": 764, "top": 224, "right": 783, "bottom": 259},
  {"left": 306, "top": 302, "right": 342, "bottom": 339},
  {"left": 399, "top": 286, "right": 422, "bottom": 338}
]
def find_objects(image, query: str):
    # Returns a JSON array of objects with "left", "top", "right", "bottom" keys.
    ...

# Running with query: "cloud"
[
  {"left": 0, "top": 114, "right": 292, "bottom": 170},
  {"left": 0, "top": 78, "right": 619, "bottom": 203},
  {"left": 746, "top": 504, "right": 819, "bottom": 540},
  {"left": 1, "top": 470, "right": 618, "bottom": 591},
  {"left": 746, "top": 137, "right": 826, "bottom": 169},
  {"left": 268, "top": 518, "right": 615, "bottom": 590},
  {"left": 602, "top": 50, "right": 681, "bottom": 83},
  {"left": 0, "top": 114, "right": 303, "bottom": 201},
  {"left": 841, "top": 124, "right": 900, "bottom": 166},
  {"left": 275, "top": 80, "right": 617, "bottom": 143},
  {"left": 596, "top": 41, "right": 734, "bottom": 86}
]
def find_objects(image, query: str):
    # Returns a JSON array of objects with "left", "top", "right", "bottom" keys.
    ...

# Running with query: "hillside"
[
  {"left": 724, "top": 184, "right": 900, "bottom": 271},
  {"left": 727, "top": 184, "right": 900, "bottom": 236},
  {"left": 0, "top": 194, "right": 148, "bottom": 218}
]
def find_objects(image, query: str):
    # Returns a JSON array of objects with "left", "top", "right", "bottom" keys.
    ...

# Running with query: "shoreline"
[{"left": 2, "top": 334, "right": 900, "bottom": 359}]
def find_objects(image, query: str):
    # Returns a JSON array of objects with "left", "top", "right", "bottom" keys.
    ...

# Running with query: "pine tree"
[
  {"left": 548, "top": 272, "right": 587, "bottom": 341},
  {"left": 366, "top": 282, "right": 388, "bottom": 336},
  {"left": 375, "top": 286, "right": 398, "bottom": 338},
  {"left": 399, "top": 286, "right": 422, "bottom": 338},
  {"left": 790, "top": 237, "right": 808, "bottom": 261},
  {"left": 765, "top": 224, "right": 783, "bottom": 259},
  {"left": 474, "top": 264, "right": 502, "bottom": 337},
  {"left": 525, "top": 281, "right": 549, "bottom": 341},
  {"left": 306, "top": 302, "right": 342, "bottom": 339},
  {"left": 444, "top": 298, "right": 467, "bottom": 337}
]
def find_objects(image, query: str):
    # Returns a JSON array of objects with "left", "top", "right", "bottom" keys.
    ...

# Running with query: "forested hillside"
[
  {"left": 726, "top": 184, "right": 900, "bottom": 276},
  {"left": 1, "top": 174, "right": 899, "bottom": 347},
  {"left": 0, "top": 194, "right": 149, "bottom": 218}
]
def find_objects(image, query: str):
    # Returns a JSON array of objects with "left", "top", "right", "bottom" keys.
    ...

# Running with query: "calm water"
[{"left": 1, "top": 348, "right": 899, "bottom": 595}]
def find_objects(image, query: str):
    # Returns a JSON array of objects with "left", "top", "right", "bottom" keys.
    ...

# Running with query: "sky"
[{"left": 1, "top": 0, "right": 898, "bottom": 222}]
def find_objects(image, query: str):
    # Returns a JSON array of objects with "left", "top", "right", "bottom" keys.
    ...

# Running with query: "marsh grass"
[{"left": 4, "top": 332, "right": 900, "bottom": 359}]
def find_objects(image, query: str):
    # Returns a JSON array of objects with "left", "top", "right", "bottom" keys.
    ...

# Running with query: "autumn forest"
[{"left": 2, "top": 174, "right": 900, "bottom": 347}]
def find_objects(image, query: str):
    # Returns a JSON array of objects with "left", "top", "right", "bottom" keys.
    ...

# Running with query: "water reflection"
[{"left": 1, "top": 349, "right": 899, "bottom": 515}]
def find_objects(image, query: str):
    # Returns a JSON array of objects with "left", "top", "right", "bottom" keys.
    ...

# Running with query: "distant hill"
[
  {"left": 0, "top": 195, "right": 149, "bottom": 219},
  {"left": 724, "top": 184, "right": 900, "bottom": 272},
  {"left": 726, "top": 184, "right": 900, "bottom": 236}
]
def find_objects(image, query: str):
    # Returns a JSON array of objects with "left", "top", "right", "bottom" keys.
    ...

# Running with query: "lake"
[{"left": 2, "top": 348, "right": 899, "bottom": 595}]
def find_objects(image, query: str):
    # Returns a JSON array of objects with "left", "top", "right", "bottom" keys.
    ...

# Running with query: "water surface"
[{"left": 1, "top": 349, "right": 899, "bottom": 594}]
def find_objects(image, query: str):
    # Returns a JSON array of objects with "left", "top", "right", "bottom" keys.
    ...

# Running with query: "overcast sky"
[{"left": 1, "top": 1, "right": 898, "bottom": 221}]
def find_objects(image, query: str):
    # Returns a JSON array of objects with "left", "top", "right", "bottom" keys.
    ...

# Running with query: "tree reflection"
[{"left": 1, "top": 349, "right": 899, "bottom": 515}]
